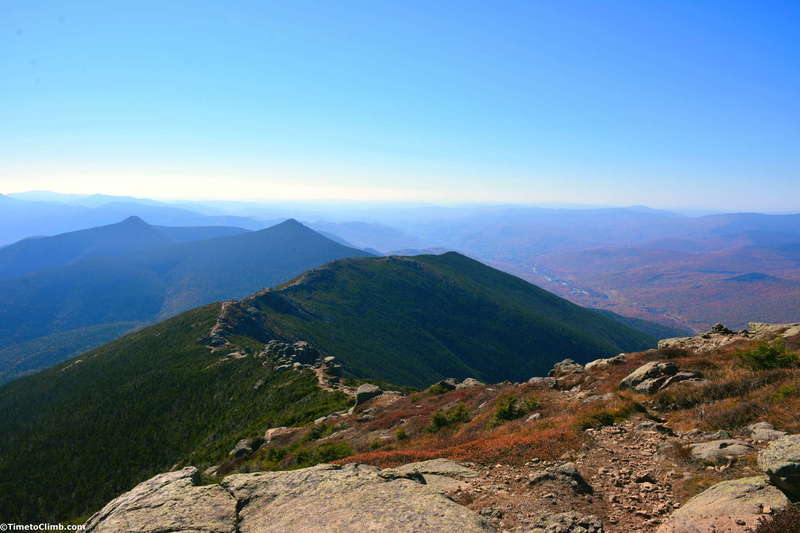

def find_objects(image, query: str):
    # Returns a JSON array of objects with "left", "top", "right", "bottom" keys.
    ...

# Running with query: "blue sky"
[{"left": 1, "top": 1, "right": 798, "bottom": 209}]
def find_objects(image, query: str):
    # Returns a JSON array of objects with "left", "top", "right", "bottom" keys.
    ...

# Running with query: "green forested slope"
[
  {"left": 0, "top": 304, "right": 349, "bottom": 522},
  {"left": 242, "top": 252, "right": 657, "bottom": 386}
]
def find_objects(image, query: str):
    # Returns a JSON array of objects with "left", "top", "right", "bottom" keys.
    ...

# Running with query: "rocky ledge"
[
  {"left": 659, "top": 322, "right": 800, "bottom": 353},
  {"left": 84, "top": 461, "right": 494, "bottom": 533}
]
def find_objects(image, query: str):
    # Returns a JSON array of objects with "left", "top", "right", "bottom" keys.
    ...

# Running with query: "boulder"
[
  {"left": 528, "top": 376, "right": 557, "bottom": 388},
  {"left": 656, "top": 476, "right": 789, "bottom": 533},
  {"left": 528, "top": 462, "right": 592, "bottom": 494},
  {"left": 620, "top": 361, "right": 677, "bottom": 389},
  {"left": 689, "top": 439, "right": 754, "bottom": 465},
  {"left": 355, "top": 383, "right": 383, "bottom": 405},
  {"left": 456, "top": 377, "right": 484, "bottom": 389},
  {"left": 758, "top": 434, "right": 800, "bottom": 499},
  {"left": 263, "top": 426, "right": 303, "bottom": 446},
  {"left": 658, "top": 371, "right": 704, "bottom": 390},
  {"left": 619, "top": 361, "right": 702, "bottom": 394},
  {"left": 753, "top": 428, "right": 787, "bottom": 442},
  {"left": 548, "top": 359, "right": 585, "bottom": 378},
  {"left": 222, "top": 463, "right": 494, "bottom": 532},
  {"left": 748, "top": 422, "right": 788, "bottom": 442},
  {"left": 84, "top": 467, "right": 237, "bottom": 532},
  {"left": 528, "top": 511, "right": 603, "bottom": 533},
  {"left": 228, "top": 438, "right": 262, "bottom": 457},
  {"left": 708, "top": 323, "right": 735, "bottom": 335},
  {"left": 585, "top": 354, "right": 626, "bottom": 372}
]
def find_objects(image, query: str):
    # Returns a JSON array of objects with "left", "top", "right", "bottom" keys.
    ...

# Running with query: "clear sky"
[{"left": 1, "top": 1, "right": 798, "bottom": 209}]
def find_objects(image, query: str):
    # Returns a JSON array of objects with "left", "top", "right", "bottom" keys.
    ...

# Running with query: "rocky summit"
[{"left": 74, "top": 321, "right": 800, "bottom": 532}]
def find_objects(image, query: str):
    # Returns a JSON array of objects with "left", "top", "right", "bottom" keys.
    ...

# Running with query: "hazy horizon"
[{"left": 4, "top": 188, "right": 800, "bottom": 216}]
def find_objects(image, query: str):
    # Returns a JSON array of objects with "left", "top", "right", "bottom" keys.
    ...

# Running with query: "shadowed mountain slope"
[
  {"left": 0, "top": 216, "right": 251, "bottom": 279},
  {"left": 0, "top": 220, "right": 371, "bottom": 381},
  {"left": 0, "top": 216, "right": 168, "bottom": 278}
]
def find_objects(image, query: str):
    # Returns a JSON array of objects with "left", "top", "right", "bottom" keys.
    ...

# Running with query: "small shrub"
[
  {"left": 487, "top": 395, "right": 539, "bottom": 428},
  {"left": 575, "top": 401, "right": 645, "bottom": 430},
  {"left": 658, "top": 346, "right": 691, "bottom": 359},
  {"left": 369, "top": 439, "right": 383, "bottom": 450},
  {"left": 294, "top": 441, "right": 354, "bottom": 468},
  {"left": 428, "top": 383, "right": 452, "bottom": 395},
  {"left": 195, "top": 471, "right": 219, "bottom": 485},
  {"left": 302, "top": 422, "right": 334, "bottom": 442},
  {"left": 701, "top": 400, "right": 764, "bottom": 430},
  {"left": 409, "top": 393, "right": 420, "bottom": 403},
  {"left": 395, "top": 428, "right": 408, "bottom": 440},
  {"left": 427, "top": 402, "right": 471, "bottom": 432},
  {"left": 263, "top": 446, "right": 289, "bottom": 464},
  {"left": 659, "top": 441, "right": 693, "bottom": 464},
  {"left": 773, "top": 384, "right": 800, "bottom": 402},
  {"left": 652, "top": 370, "right": 791, "bottom": 411},
  {"left": 738, "top": 339, "right": 799, "bottom": 370},
  {"left": 576, "top": 410, "right": 616, "bottom": 430},
  {"left": 755, "top": 505, "right": 800, "bottom": 533}
]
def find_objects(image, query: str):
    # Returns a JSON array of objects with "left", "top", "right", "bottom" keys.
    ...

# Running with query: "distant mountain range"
[
  {"left": 0, "top": 250, "right": 659, "bottom": 523},
  {"left": 0, "top": 216, "right": 249, "bottom": 278},
  {"left": 0, "top": 218, "right": 371, "bottom": 383},
  {"left": 0, "top": 193, "right": 267, "bottom": 245},
  {"left": 4, "top": 190, "right": 799, "bottom": 330}
]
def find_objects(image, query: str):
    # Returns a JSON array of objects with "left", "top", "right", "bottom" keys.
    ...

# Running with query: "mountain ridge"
[
  {"left": 200, "top": 251, "right": 658, "bottom": 386},
  {"left": 0, "top": 219, "right": 372, "bottom": 382}
]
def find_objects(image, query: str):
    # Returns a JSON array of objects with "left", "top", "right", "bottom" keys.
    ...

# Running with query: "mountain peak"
[
  {"left": 278, "top": 218, "right": 305, "bottom": 228},
  {"left": 119, "top": 215, "right": 148, "bottom": 226}
]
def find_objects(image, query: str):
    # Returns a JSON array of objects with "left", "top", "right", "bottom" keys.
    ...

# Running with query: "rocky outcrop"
[
  {"left": 386, "top": 458, "right": 479, "bottom": 491},
  {"left": 584, "top": 354, "right": 626, "bottom": 372},
  {"left": 355, "top": 383, "right": 383, "bottom": 405},
  {"left": 263, "top": 426, "right": 303, "bottom": 446},
  {"left": 86, "top": 463, "right": 494, "bottom": 532},
  {"left": 528, "top": 511, "right": 604, "bottom": 533},
  {"left": 758, "top": 433, "right": 800, "bottom": 499},
  {"left": 528, "top": 376, "right": 557, "bottom": 388},
  {"left": 265, "top": 339, "right": 322, "bottom": 366},
  {"left": 528, "top": 462, "right": 592, "bottom": 494},
  {"left": 659, "top": 321, "right": 800, "bottom": 354},
  {"left": 227, "top": 463, "right": 493, "bottom": 532},
  {"left": 749, "top": 322, "right": 800, "bottom": 339},
  {"left": 228, "top": 437, "right": 263, "bottom": 457},
  {"left": 84, "top": 467, "right": 237, "bottom": 533},
  {"left": 549, "top": 359, "right": 585, "bottom": 378},
  {"left": 748, "top": 422, "right": 787, "bottom": 442},
  {"left": 656, "top": 476, "right": 788, "bottom": 533},
  {"left": 689, "top": 439, "right": 754, "bottom": 465},
  {"left": 456, "top": 377, "right": 484, "bottom": 389},
  {"left": 618, "top": 361, "right": 702, "bottom": 394}
]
